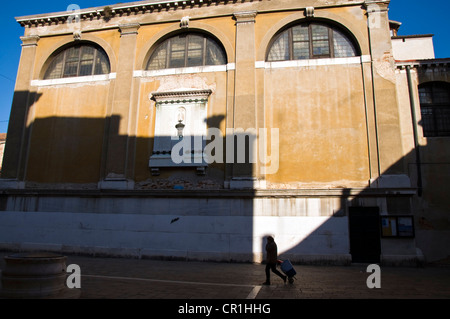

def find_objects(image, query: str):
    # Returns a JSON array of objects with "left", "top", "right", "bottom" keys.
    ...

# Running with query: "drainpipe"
[{"left": 405, "top": 65, "right": 423, "bottom": 197}]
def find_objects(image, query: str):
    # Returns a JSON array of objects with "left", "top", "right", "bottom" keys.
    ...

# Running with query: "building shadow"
[
  {"left": 0, "top": 107, "right": 260, "bottom": 262},
  {"left": 273, "top": 119, "right": 449, "bottom": 266},
  {"left": 1, "top": 91, "right": 43, "bottom": 181},
  {"left": 0, "top": 90, "right": 449, "bottom": 267}
]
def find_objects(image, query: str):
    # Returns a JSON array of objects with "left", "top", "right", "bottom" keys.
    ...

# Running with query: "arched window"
[
  {"left": 146, "top": 33, "right": 226, "bottom": 70},
  {"left": 44, "top": 43, "right": 110, "bottom": 79},
  {"left": 419, "top": 82, "right": 450, "bottom": 137},
  {"left": 267, "top": 22, "right": 359, "bottom": 61}
]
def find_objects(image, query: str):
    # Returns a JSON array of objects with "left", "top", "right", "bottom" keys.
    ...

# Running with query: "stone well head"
[{"left": 0, "top": 252, "right": 78, "bottom": 299}]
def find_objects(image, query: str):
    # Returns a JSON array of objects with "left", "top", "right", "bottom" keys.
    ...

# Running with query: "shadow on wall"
[
  {"left": 0, "top": 92, "right": 449, "bottom": 265},
  {"left": 1, "top": 91, "right": 43, "bottom": 181},
  {"left": 3, "top": 113, "right": 236, "bottom": 188},
  {"left": 0, "top": 133, "right": 7, "bottom": 175},
  {"left": 0, "top": 105, "right": 261, "bottom": 262},
  {"left": 272, "top": 118, "right": 450, "bottom": 265}
]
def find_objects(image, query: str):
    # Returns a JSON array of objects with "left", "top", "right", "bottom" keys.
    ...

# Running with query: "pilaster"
[
  {"left": 99, "top": 24, "right": 140, "bottom": 190},
  {"left": 231, "top": 11, "right": 262, "bottom": 189},
  {"left": 1, "top": 35, "right": 40, "bottom": 187},
  {"left": 365, "top": 1, "right": 407, "bottom": 183}
]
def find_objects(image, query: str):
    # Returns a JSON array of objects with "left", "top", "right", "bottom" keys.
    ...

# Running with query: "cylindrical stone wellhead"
[{"left": 0, "top": 252, "right": 67, "bottom": 299}]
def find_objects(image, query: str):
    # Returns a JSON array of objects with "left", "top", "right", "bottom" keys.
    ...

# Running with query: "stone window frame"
[{"left": 149, "top": 89, "right": 212, "bottom": 176}]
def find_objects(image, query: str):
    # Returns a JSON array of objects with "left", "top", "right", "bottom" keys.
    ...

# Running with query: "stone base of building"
[
  {"left": 0, "top": 179, "right": 25, "bottom": 190},
  {"left": 380, "top": 250, "right": 426, "bottom": 267},
  {"left": 0, "top": 188, "right": 426, "bottom": 266},
  {"left": 0, "top": 242, "right": 426, "bottom": 267}
]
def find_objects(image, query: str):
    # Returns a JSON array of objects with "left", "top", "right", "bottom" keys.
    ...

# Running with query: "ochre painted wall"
[
  {"left": 5, "top": 1, "right": 407, "bottom": 189},
  {"left": 264, "top": 64, "right": 369, "bottom": 186},
  {"left": 26, "top": 84, "right": 111, "bottom": 183}
]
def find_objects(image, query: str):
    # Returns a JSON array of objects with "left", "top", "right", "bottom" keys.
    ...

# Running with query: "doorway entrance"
[{"left": 349, "top": 207, "right": 381, "bottom": 263}]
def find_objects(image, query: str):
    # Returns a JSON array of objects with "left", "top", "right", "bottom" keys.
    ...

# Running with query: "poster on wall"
[
  {"left": 381, "top": 217, "right": 397, "bottom": 237},
  {"left": 397, "top": 217, "right": 414, "bottom": 237},
  {"left": 381, "top": 216, "right": 414, "bottom": 238}
]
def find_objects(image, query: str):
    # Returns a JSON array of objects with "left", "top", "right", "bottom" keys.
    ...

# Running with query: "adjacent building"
[{"left": 0, "top": 0, "right": 448, "bottom": 265}]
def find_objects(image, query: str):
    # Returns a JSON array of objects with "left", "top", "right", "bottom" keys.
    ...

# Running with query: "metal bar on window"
[
  {"left": 184, "top": 35, "right": 189, "bottom": 68},
  {"left": 92, "top": 49, "right": 98, "bottom": 76},
  {"left": 329, "top": 27, "right": 334, "bottom": 58},
  {"left": 77, "top": 44, "right": 82, "bottom": 77},
  {"left": 61, "top": 50, "right": 67, "bottom": 78},
  {"left": 289, "top": 28, "right": 293, "bottom": 60},
  {"left": 308, "top": 24, "right": 313, "bottom": 59},
  {"left": 203, "top": 37, "right": 207, "bottom": 66}
]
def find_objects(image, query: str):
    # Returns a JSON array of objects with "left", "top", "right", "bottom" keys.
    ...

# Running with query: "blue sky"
[{"left": 0, "top": 0, "right": 449, "bottom": 133}]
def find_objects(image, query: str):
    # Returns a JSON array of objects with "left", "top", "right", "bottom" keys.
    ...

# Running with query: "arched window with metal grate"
[
  {"left": 44, "top": 43, "right": 111, "bottom": 79},
  {"left": 267, "top": 22, "right": 359, "bottom": 62},
  {"left": 146, "top": 33, "right": 227, "bottom": 70}
]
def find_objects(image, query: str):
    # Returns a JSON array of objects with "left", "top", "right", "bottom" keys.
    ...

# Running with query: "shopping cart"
[{"left": 278, "top": 259, "right": 297, "bottom": 284}]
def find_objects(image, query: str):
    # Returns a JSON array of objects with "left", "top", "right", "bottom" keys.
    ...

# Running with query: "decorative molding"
[
  {"left": 233, "top": 11, "right": 257, "bottom": 24},
  {"left": 20, "top": 35, "right": 40, "bottom": 47},
  {"left": 395, "top": 58, "right": 450, "bottom": 69},
  {"left": 305, "top": 7, "right": 314, "bottom": 18},
  {"left": 15, "top": 1, "right": 371, "bottom": 29},
  {"left": 149, "top": 88, "right": 211, "bottom": 174},
  {"left": 73, "top": 31, "right": 82, "bottom": 41},
  {"left": 16, "top": 0, "right": 260, "bottom": 28},
  {"left": 150, "top": 89, "right": 212, "bottom": 104},
  {"left": 180, "top": 16, "right": 190, "bottom": 29},
  {"left": 119, "top": 23, "right": 140, "bottom": 36}
]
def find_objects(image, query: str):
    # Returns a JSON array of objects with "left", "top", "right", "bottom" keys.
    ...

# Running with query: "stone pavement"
[{"left": 1, "top": 251, "right": 450, "bottom": 301}]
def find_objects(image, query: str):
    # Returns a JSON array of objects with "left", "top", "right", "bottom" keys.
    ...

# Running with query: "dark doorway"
[{"left": 349, "top": 207, "right": 381, "bottom": 263}]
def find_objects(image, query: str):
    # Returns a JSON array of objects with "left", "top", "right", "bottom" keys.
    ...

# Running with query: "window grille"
[
  {"left": 419, "top": 82, "right": 450, "bottom": 137},
  {"left": 147, "top": 33, "right": 226, "bottom": 70},
  {"left": 44, "top": 44, "right": 110, "bottom": 79},
  {"left": 267, "top": 22, "right": 358, "bottom": 61}
]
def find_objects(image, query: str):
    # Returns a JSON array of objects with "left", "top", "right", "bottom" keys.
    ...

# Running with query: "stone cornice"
[
  {"left": 16, "top": 0, "right": 257, "bottom": 27},
  {"left": 151, "top": 89, "right": 212, "bottom": 104},
  {"left": 396, "top": 58, "right": 450, "bottom": 69},
  {"left": 16, "top": 0, "right": 366, "bottom": 29}
]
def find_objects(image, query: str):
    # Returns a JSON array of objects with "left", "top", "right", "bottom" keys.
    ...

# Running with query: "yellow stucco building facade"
[{"left": 0, "top": 0, "right": 449, "bottom": 265}]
